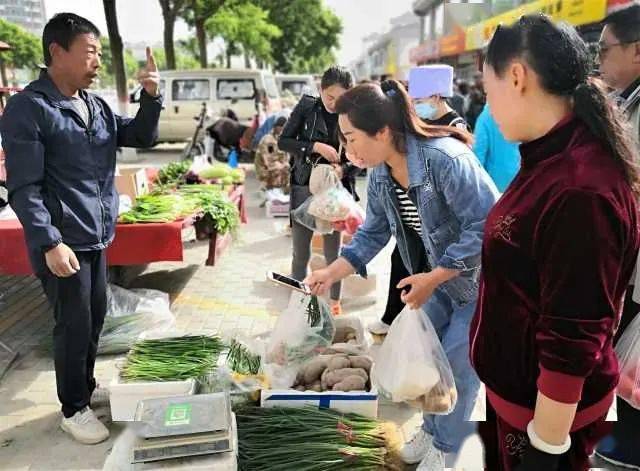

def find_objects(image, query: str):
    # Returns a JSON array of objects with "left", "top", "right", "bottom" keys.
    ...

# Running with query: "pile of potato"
[{"left": 293, "top": 354, "right": 373, "bottom": 392}]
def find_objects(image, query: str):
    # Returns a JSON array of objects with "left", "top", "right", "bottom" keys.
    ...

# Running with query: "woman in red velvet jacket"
[{"left": 470, "top": 15, "right": 640, "bottom": 471}]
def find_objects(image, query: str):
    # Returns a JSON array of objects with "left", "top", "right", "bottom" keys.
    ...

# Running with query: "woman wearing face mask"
[
  {"left": 278, "top": 66, "right": 359, "bottom": 315},
  {"left": 305, "top": 80, "right": 499, "bottom": 470},
  {"left": 369, "top": 65, "right": 472, "bottom": 336},
  {"left": 471, "top": 15, "right": 640, "bottom": 471}
]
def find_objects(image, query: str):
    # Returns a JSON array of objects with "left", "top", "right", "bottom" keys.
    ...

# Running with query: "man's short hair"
[
  {"left": 42, "top": 13, "right": 101, "bottom": 66},
  {"left": 604, "top": 2, "right": 640, "bottom": 44}
]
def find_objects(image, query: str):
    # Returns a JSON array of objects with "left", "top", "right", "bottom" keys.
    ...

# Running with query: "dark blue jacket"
[{"left": 0, "top": 71, "right": 162, "bottom": 274}]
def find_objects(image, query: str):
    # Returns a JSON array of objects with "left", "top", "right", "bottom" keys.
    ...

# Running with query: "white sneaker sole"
[
  {"left": 60, "top": 421, "right": 109, "bottom": 445},
  {"left": 594, "top": 451, "right": 640, "bottom": 470}
]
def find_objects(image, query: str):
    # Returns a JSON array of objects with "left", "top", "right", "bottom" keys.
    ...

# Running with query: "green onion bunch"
[
  {"left": 120, "top": 335, "right": 225, "bottom": 382},
  {"left": 236, "top": 406, "right": 402, "bottom": 470}
]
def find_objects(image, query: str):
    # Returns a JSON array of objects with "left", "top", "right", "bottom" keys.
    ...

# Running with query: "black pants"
[
  {"left": 39, "top": 250, "right": 107, "bottom": 418},
  {"left": 381, "top": 244, "right": 409, "bottom": 325}
]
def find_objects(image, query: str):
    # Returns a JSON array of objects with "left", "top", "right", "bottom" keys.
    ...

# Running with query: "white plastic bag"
[
  {"left": 291, "top": 198, "right": 334, "bottom": 234},
  {"left": 98, "top": 284, "right": 175, "bottom": 355},
  {"left": 372, "top": 307, "right": 457, "bottom": 415},
  {"left": 616, "top": 313, "right": 640, "bottom": 409},
  {"left": 263, "top": 292, "right": 336, "bottom": 388}
]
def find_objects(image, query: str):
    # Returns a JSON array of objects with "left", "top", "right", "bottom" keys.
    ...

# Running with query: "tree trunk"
[
  {"left": 195, "top": 17, "right": 207, "bottom": 68},
  {"left": 226, "top": 48, "right": 232, "bottom": 69},
  {"left": 103, "top": 0, "right": 128, "bottom": 115},
  {"left": 244, "top": 50, "right": 251, "bottom": 69},
  {"left": 0, "top": 58, "right": 7, "bottom": 88},
  {"left": 257, "top": 59, "right": 264, "bottom": 70},
  {"left": 164, "top": 15, "right": 177, "bottom": 69},
  {"left": 159, "top": 0, "right": 183, "bottom": 70}
]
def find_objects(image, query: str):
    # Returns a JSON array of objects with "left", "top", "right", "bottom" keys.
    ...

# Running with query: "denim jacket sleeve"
[
  {"left": 433, "top": 150, "right": 499, "bottom": 271},
  {"left": 0, "top": 93, "right": 62, "bottom": 249},
  {"left": 340, "top": 173, "right": 391, "bottom": 278}
]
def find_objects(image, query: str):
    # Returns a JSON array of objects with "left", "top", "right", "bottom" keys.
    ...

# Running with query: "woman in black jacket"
[{"left": 278, "top": 66, "right": 357, "bottom": 315}]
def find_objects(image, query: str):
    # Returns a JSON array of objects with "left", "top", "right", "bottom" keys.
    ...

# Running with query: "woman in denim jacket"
[{"left": 305, "top": 80, "right": 499, "bottom": 470}]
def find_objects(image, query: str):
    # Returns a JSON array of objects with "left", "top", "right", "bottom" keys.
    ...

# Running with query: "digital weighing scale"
[{"left": 131, "top": 392, "right": 236, "bottom": 464}]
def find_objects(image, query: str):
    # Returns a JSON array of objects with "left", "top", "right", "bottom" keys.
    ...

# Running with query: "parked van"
[
  {"left": 275, "top": 74, "right": 317, "bottom": 97},
  {"left": 130, "top": 68, "right": 281, "bottom": 143}
]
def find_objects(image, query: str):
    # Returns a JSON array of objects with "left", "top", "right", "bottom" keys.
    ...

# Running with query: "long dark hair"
[
  {"left": 334, "top": 79, "right": 473, "bottom": 153},
  {"left": 486, "top": 14, "right": 640, "bottom": 195}
]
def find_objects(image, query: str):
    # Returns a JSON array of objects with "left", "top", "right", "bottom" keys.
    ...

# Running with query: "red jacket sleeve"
[{"left": 533, "top": 188, "right": 624, "bottom": 404}]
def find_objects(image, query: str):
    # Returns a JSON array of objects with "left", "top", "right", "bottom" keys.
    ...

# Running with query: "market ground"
[{"left": 0, "top": 146, "right": 619, "bottom": 470}]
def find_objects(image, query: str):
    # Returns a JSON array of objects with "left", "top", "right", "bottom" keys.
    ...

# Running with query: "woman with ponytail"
[
  {"left": 470, "top": 15, "right": 640, "bottom": 471},
  {"left": 305, "top": 79, "right": 499, "bottom": 470}
]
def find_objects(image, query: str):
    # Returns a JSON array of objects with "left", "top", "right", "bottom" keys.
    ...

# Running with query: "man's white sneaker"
[
  {"left": 417, "top": 441, "right": 446, "bottom": 471},
  {"left": 60, "top": 407, "right": 110, "bottom": 444},
  {"left": 399, "top": 428, "right": 434, "bottom": 464},
  {"left": 90, "top": 387, "right": 110, "bottom": 407},
  {"left": 367, "top": 320, "right": 390, "bottom": 335}
]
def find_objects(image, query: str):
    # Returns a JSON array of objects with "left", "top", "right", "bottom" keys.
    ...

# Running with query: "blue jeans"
[{"left": 421, "top": 287, "right": 480, "bottom": 454}]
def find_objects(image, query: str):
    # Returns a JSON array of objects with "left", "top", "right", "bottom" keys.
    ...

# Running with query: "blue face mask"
[{"left": 415, "top": 102, "right": 437, "bottom": 120}]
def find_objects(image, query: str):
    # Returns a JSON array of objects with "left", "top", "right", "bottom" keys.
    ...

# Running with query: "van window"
[
  {"left": 159, "top": 79, "right": 166, "bottom": 96},
  {"left": 172, "top": 79, "right": 210, "bottom": 101},
  {"left": 217, "top": 79, "right": 256, "bottom": 99},
  {"left": 281, "top": 81, "right": 308, "bottom": 96},
  {"left": 264, "top": 75, "right": 279, "bottom": 99}
]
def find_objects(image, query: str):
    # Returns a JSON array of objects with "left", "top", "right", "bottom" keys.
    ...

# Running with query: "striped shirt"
[{"left": 393, "top": 182, "right": 423, "bottom": 236}]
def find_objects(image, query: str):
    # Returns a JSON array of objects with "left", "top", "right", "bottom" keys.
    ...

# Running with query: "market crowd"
[{"left": 0, "top": 5, "right": 639, "bottom": 471}]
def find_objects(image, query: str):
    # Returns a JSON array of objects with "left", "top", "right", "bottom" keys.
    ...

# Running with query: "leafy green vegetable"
[{"left": 156, "top": 160, "right": 192, "bottom": 186}]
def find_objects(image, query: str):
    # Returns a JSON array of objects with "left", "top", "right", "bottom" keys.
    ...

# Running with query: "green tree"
[
  {"left": 99, "top": 37, "right": 140, "bottom": 89},
  {"left": 206, "top": 1, "right": 281, "bottom": 68},
  {"left": 181, "top": 0, "right": 225, "bottom": 68},
  {"left": 256, "top": 0, "right": 341, "bottom": 73},
  {"left": 158, "top": 0, "right": 186, "bottom": 70},
  {"left": 152, "top": 46, "right": 200, "bottom": 70},
  {"left": 0, "top": 18, "right": 42, "bottom": 75}
]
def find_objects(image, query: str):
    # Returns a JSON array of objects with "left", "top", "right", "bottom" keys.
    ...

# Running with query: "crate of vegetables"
[
  {"left": 261, "top": 352, "right": 379, "bottom": 418},
  {"left": 110, "top": 335, "right": 225, "bottom": 421}
]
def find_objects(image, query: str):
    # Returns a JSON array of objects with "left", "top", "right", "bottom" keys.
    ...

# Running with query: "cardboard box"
[
  {"left": 261, "top": 388, "right": 379, "bottom": 418},
  {"left": 115, "top": 167, "right": 149, "bottom": 202}
]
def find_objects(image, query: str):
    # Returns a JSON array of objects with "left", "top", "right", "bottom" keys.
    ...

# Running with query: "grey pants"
[{"left": 291, "top": 221, "right": 342, "bottom": 301}]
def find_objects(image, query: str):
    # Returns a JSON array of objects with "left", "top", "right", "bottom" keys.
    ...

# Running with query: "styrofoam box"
[
  {"left": 109, "top": 375, "right": 197, "bottom": 422},
  {"left": 261, "top": 388, "right": 379, "bottom": 418},
  {"left": 265, "top": 200, "right": 289, "bottom": 218}
]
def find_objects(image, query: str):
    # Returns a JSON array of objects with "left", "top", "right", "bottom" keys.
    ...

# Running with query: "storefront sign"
[
  {"left": 439, "top": 27, "right": 466, "bottom": 58},
  {"left": 409, "top": 40, "right": 440, "bottom": 63},
  {"left": 465, "top": 0, "right": 608, "bottom": 52}
]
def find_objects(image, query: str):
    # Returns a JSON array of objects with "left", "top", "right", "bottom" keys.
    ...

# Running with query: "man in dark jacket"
[{"left": 0, "top": 13, "right": 161, "bottom": 444}]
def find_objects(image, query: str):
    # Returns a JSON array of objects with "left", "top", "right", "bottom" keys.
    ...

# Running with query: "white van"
[
  {"left": 130, "top": 68, "right": 281, "bottom": 143},
  {"left": 275, "top": 74, "right": 317, "bottom": 98}
]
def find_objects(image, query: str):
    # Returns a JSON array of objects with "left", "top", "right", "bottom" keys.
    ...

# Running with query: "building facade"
[{"left": 0, "top": 0, "right": 47, "bottom": 36}]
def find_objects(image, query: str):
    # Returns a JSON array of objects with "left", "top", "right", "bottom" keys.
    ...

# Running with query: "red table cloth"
[{"left": 0, "top": 218, "right": 185, "bottom": 276}]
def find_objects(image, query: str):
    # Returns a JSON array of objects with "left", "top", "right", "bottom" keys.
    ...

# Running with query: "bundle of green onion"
[
  {"left": 236, "top": 406, "right": 402, "bottom": 470},
  {"left": 120, "top": 335, "right": 225, "bottom": 382},
  {"left": 226, "top": 339, "right": 261, "bottom": 375},
  {"left": 120, "top": 193, "right": 200, "bottom": 224}
]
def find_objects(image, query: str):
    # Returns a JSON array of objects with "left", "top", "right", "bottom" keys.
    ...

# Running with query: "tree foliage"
[
  {"left": 0, "top": 18, "right": 42, "bottom": 69},
  {"left": 98, "top": 37, "right": 139, "bottom": 88},
  {"left": 255, "top": 0, "right": 341, "bottom": 73},
  {"left": 206, "top": 1, "right": 281, "bottom": 66}
]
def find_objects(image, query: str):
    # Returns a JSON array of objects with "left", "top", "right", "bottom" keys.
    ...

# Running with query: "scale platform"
[{"left": 131, "top": 393, "right": 235, "bottom": 464}]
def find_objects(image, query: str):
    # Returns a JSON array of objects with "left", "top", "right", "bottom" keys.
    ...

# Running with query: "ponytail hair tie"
[{"left": 385, "top": 89, "right": 397, "bottom": 98}]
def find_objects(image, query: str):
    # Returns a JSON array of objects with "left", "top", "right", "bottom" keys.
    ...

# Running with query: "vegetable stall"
[{"left": 0, "top": 163, "right": 247, "bottom": 275}]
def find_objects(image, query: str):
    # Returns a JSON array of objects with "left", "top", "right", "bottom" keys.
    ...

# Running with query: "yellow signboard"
[{"left": 465, "top": 0, "right": 608, "bottom": 52}]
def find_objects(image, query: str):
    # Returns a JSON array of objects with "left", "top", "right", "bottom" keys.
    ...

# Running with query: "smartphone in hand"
[{"left": 266, "top": 271, "right": 311, "bottom": 295}]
